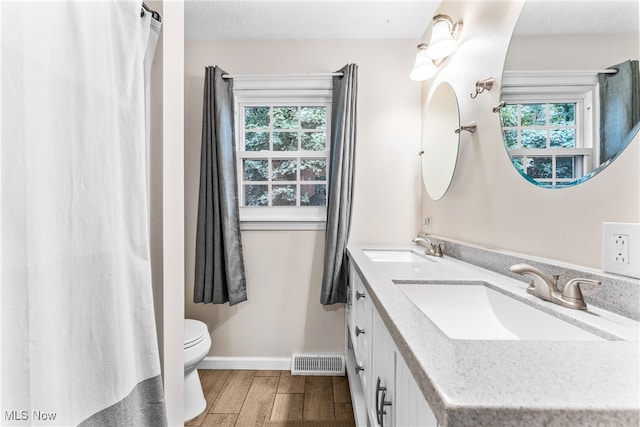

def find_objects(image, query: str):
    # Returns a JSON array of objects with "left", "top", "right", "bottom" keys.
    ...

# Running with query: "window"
[
  {"left": 500, "top": 71, "right": 599, "bottom": 188},
  {"left": 234, "top": 77, "right": 332, "bottom": 228}
]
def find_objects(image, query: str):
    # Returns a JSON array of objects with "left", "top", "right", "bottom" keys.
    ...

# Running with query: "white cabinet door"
[
  {"left": 371, "top": 309, "right": 395, "bottom": 427},
  {"left": 395, "top": 352, "right": 438, "bottom": 427}
]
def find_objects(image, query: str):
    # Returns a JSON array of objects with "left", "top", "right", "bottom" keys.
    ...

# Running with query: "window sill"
[
  {"left": 240, "top": 220, "right": 326, "bottom": 231},
  {"left": 239, "top": 206, "right": 326, "bottom": 230}
]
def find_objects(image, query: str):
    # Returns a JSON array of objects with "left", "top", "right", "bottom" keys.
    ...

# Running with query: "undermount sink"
[
  {"left": 363, "top": 249, "right": 431, "bottom": 263},
  {"left": 394, "top": 281, "right": 606, "bottom": 341}
]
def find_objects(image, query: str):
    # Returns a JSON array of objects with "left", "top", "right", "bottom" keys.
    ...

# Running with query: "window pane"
[
  {"left": 273, "top": 132, "right": 298, "bottom": 151},
  {"left": 301, "top": 107, "right": 326, "bottom": 129},
  {"left": 272, "top": 185, "right": 297, "bottom": 206},
  {"left": 500, "top": 104, "right": 518, "bottom": 127},
  {"left": 272, "top": 159, "right": 297, "bottom": 181},
  {"left": 526, "top": 157, "right": 552, "bottom": 178},
  {"left": 244, "top": 185, "right": 268, "bottom": 206},
  {"left": 522, "top": 130, "right": 546, "bottom": 149},
  {"left": 556, "top": 156, "right": 575, "bottom": 179},
  {"left": 301, "top": 132, "right": 326, "bottom": 151},
  {"left": 245, "top": 132, "right": 269, "bottom": 151},
  {"left": 243, "top": 159, "right": 268, "bottom": 181},
  {"left": 273, "top": 107, "right": 298, "bottom": 129},
  {"left": 503, "top": 130, "right": 518, "bottom": 149},
  {"left": 521, "top": 104, "right": 546, "bottom": 126},
  {"left": 245, "top": 107, "right": 270, "bottom": 129},
  {"left": 550, "top": 129, "right": 575, "bottom": 148},
  {"left": 550, "top": 103, "right": 575, "bottom": 126},
  {"left": 300, "top": 159, "right": 326, "bottom": 181},
  {"left": 301, "top": 184, "right": 326, "bottom": 206}
]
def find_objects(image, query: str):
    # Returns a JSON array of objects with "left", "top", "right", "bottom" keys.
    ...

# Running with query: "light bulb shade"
[
  {"left": 425, "top": 18, "right": 457, "bottom": 60},
  {"left": 410, "top": 50, "right": 437, "bottom": 81}
]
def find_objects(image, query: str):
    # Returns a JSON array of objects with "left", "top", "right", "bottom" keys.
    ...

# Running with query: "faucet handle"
[
  {"left": 433, "top": 243, "right": 444, "bottom": 257},
  {"left": 561, "top": 278, "right": 601, "bottom": 310}
]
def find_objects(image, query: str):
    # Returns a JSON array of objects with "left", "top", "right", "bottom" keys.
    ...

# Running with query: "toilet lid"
[{"left": 184, "top": 319, "right": 208, "bottom": 348}]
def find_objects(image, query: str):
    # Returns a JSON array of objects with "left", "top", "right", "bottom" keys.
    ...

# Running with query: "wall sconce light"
[
  {"left": 409, "top": 13, "right": 462, "bottom": 81},
  {"left": 410, "top": 43, "right": 437, "bottom": 81},
  {"left": 425, "top": 14, "right": 462, "bottom": 60}
]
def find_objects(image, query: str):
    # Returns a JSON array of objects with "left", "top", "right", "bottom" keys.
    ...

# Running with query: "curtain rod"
[
  {"left": 221, "top": 72, "right": 343, "bottom": 79},
  {"left": 510, "top": 69, "right": 619, "bottom": 75}
]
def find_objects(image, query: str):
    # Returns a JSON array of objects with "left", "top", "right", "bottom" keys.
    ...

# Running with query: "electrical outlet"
[
  {"left": 603, "top": 223, "right": 640, "bottom": 279},
  {"left": 613, "top": 234, "right": 629, "bottom": 264}
]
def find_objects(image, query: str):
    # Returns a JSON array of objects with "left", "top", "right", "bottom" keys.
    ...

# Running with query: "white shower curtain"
[{"left": 1, "top": 2, "right": 166, "bottom": 426}]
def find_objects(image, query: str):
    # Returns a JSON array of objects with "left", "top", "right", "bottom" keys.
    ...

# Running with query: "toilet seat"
[{"left": 184, "top": 319, "right": 208, "bottom": 349}]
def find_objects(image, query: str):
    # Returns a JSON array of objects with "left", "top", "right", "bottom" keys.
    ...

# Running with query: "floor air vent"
[{"left": 291, "top": 354, "right": 345, "bottom": 376}]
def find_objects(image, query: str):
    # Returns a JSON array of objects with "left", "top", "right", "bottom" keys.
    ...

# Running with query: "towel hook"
[{"left": 470, "top": 77, "right": 494, "bottom": 99}]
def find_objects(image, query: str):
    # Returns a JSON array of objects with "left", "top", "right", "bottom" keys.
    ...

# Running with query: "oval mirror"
[
  {"left": 421, "top": 81, "right": 460, "bottom": 200},
  {"left": 499, "top": 0, "right": 639, "bottom": 188}
]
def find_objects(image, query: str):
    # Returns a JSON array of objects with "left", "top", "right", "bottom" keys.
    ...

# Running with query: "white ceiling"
[
  {"left": 515, "top": 1, "right": 638, "bottom": 35},
  {"left": 184, "top": 0, "right": 639, "bottom": 41},
  {"left": 185, "top": 1, "right": 440, "bottom": 40}
]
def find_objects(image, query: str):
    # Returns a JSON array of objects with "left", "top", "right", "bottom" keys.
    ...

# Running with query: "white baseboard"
[{"left": 197, "top": 356, "right": 291, "bottom": 371}]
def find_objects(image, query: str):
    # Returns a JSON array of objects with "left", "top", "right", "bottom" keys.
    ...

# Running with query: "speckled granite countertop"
[{"left": 347, "top": 244, "right": 640, "bottom": 427}]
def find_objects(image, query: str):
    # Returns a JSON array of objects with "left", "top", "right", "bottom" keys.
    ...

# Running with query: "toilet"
[{"left": 184, "top": 319, "right": 212, "bottom": 422}]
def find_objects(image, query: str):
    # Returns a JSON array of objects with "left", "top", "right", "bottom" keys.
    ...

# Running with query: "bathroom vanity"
[{"left": 345, "top": 241, "right": 640, "bottom": 427}]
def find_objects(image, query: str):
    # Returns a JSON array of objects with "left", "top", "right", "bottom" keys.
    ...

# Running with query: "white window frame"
[
  {"left": 234, "top": 76, "right": 332, "bottom": 230},
  {"left": 501, "top": 71, "right": 600, "bottom": 187}
]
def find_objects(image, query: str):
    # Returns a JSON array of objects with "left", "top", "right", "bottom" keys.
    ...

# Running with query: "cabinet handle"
[
  {"left": 355, "top": 364, "right": 365, "bottom": 374},
  {"left": 376, "top": 377, "right": 392, "bottom": 427},
  {"left": 355, "top": 326, "right": 365, "bottom": 337},
  {"left": 375, "top": 377, "right": 385, "bottom": 425},
  {"left": 379, "top": 389, "right": 392, "bottom": 427},
  {"left": 356, "top": 291, "right": 366, "bottom": 300}
]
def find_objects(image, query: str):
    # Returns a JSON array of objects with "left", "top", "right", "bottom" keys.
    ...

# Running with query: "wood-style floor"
[{"left": 186, "top": 370, "right": 356, "bottom": 427}]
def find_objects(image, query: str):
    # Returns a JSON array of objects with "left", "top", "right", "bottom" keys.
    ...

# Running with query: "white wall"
[
  {"left": 420, "top": 0, "right": 640, "bottom": 270},
  {"left": 184, "top": 39, "right": 422, "bottom": 359},
  {"left": 505, "top": 34, "right": 638, "bottom": 71}
]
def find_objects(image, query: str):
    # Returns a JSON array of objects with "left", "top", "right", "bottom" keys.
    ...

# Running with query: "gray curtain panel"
[
  {"left": 599, "top": 59, "right": 640, "bottom": 163},
  {"left": 194, "top": 66, "right": 247, "bottom": 306},
  {"left": 321, "top": 64, "right": 358, "bottom": 305}
]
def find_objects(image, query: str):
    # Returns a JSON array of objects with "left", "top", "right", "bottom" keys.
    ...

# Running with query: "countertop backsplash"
[{"left": 419, "top": 234, "right": 640, "bottom": 321}]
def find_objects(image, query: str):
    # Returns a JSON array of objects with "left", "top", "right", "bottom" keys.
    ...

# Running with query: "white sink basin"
[
  {"left": 394, "top": 281, "right": 606, "bottom": 341},
  {"left": 363, "top": 249, "right": 430, "bottom": 263}
]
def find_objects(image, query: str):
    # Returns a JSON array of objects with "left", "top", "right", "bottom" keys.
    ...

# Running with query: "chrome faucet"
[
  {"left": 509, "top": 263, "right": 601, "bottom": 310},
  {"left": 412, "top": 237, "right": 443, "bottom": 257}
]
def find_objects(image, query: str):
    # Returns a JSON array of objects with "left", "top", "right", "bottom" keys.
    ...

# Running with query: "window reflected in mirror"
[{"left": 500, "top": 0, "right": 639, "bottom": 188}]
